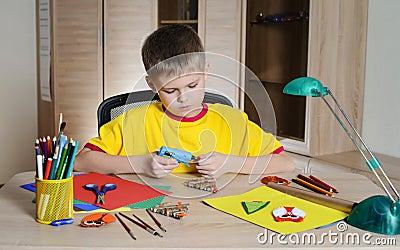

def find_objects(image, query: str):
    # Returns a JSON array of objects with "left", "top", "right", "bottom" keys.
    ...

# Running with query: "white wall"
[
  {"left": 0, "top": 0, "right": 37, "bottom": 183},
  {"left": 363, "top": 0, "right": 400, "bottom": 158}
]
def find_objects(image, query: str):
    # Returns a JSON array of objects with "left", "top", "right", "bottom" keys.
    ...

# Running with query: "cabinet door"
[
  {"left": 104, "top": 0, "right": 156, "bottom": 98},
  {"left": 53, "top": 0, "right": 103, "bottom": 144},
  {"left": 279, "top": 0, "right": 368, "bottom": 156},
  {"left": 244, "top": 0, "right": 309, "bottom": 141},
  {"left": 305, "top": 0, "right": 367, "bottom": 156},
  {"left": 202, "top": 0, "right": 242, "bottom": 105}
]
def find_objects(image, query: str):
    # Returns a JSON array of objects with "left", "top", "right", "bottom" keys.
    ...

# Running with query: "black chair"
[{"left": 97, "top": 90, "right": 233, "bottom": 133}]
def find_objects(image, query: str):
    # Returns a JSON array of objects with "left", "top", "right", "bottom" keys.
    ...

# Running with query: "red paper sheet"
[{"left": 73, "top": 172, "right": 171, "bottom": 210}]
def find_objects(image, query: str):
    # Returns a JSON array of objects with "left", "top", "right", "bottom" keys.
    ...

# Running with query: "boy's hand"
[
  {"left": 194, "top": 152, "right": 229, "bottom": 178},
  {"left": 144, "top": 153, "right": 180, "bottom": 178}
]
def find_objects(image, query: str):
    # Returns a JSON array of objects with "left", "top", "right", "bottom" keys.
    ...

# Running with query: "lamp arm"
[
  {"left": 318, "top": 90, "right": 399, "bottom": 201},
  {"left": 327, "top": 89, "right": 400, "bottom": 200},
  {"left": 327, "top": 89, "right": 374, "bottom": 158}
]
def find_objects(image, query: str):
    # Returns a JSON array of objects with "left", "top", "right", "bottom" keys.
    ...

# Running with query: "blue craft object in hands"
[{"left": 158, "top": 146, "right": 195, "bottom": 167}]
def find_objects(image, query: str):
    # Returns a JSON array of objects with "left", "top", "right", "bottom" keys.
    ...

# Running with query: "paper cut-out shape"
[
  {"left": 272, "top": 206, "right": 305, "bottom": 222},
  {"left": 261, "top": 176, "right": 290, "bottom": 186},
  {"left": 80, "top": 213, "right": 116, "bottom": 227},
  {"left": 241, "top": 201, "right": 270, "bottom": 214}
]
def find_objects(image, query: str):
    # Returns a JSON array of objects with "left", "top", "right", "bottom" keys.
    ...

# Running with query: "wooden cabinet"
[
  {"left": 38, "top": 0, "right": 242, "bottom": 145},
  {"left": 243, "top": 0, "right": 368, "bottom": 156},
  {"left": 38, "top": 0, "right": 365, "bottom": 158},
  {"left": 37, "top": 0, "right": 154, "bottom": 145}
]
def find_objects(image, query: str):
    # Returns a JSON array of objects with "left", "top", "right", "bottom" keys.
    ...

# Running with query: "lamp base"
[{"left": 346, "top": 195, "right": 400, "bottom": 235}]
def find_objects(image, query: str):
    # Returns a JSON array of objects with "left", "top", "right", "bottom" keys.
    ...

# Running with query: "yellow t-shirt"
[{"left": 87, "top": 103, "right": 282, "bottom": 173}]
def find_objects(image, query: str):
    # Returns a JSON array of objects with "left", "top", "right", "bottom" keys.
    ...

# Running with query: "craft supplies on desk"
[
  {"left": 157, "top": 146, "right": 196, "bottom": 167},
  {"left": 80, "top": 213, "right": 116, "bottom": 227},
  {"left": 203, "top": 186, "right": 348, "bottom": 235},
  {"left": 119, "top": 212, "right": 163, "bottom": 237},
  {"left": 150, "top": 202, "right": 189, "bottom": 219},
  {"left": 115, "top": 213, "right": 136, "bottom": 240},
  {"left": 34, "top": 120, "right": 79, "bottom": 225},
  {"left": 83, "top": 183, "right": 117, "bottom": 205},
  {"left": 292, "top": 174, "right": 337, "bottom": 197},
  {"left": 35, "top": 135, "right": 79, "bottom": 180},
  {"left": 35, "top": 175, "right": 74, "bottom": 225},
  {"left": 20, "top": 175, "right": 172, "bottom": 213},
  {"left": 146, "top": 209, "right": 167, "bottom": 232},
  {"left": 74, "top": 172, "right": 171, "bottom": 211},
  {"left": 184, "top": 177, "right": 218, "bottom": 192},
  {"left": 266, "top": 182, "right": 355, "bottom": 213}
]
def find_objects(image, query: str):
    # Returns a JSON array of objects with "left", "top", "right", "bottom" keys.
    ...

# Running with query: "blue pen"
[{"left": 51, "top": 218, "right": 74, "bottom": 226}]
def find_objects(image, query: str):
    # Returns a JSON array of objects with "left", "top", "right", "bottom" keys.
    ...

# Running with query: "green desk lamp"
[{"left": 283, "top": 77, "right": 400, "bottom": 235}]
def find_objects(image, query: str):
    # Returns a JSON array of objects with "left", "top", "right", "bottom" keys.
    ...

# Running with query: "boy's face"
[{"left": 149, "top": 72, "right": 206, "bottom": 118}]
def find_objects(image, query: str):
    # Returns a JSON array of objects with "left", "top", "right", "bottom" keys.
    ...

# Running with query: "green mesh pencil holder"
[{"left": 35, "top": 176, "right": 74, "bottom": 224}]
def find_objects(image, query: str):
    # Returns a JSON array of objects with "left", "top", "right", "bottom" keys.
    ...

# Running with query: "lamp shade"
[
  {"left": 283, "top": 77, "right": 329, "bottom": 97},
  {"left": 347, "top": 196, "right": 400, "bottom": 235}
]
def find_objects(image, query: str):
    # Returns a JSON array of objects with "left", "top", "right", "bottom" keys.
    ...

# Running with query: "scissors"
[{"left": 84, "top": 183, "right": 117, "bottom": 205}]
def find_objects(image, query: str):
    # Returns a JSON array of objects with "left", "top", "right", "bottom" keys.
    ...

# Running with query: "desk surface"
[{"left": 0, "top": 171, "right": 398, "bottom": 249}]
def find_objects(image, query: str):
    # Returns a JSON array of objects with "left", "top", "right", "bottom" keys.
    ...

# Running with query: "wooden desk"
[{"left": 0, "top": 171, "right": 398, "bottom": 249}]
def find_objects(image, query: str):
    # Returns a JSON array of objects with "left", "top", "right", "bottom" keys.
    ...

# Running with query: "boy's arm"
[
  {"left": 195, "top": 151, "right": 296, "bottom": 177},
  {"left": 73, "top": 148, "right": 142, "bottom": 174}
]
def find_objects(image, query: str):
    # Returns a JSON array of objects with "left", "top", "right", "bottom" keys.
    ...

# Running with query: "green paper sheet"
[
  {"left": 127, "top": 185, "right": 171, "bottom": 209},
  {"left": 74, "top": 185, "right": 171, "bottom": 213},
  {"left": 203, "top": 186, "right": 348, "bottom": 235}
]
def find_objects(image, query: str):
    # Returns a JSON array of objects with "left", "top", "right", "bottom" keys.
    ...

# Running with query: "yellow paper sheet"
[
  {"left": 74, "top": 207, "right": 131, "bottom": 214},
  {"left": 203, "top": 186, "right": 348, "bottom": 235}
]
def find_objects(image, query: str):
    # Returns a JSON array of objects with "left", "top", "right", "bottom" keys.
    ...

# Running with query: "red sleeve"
[
  {"left": 272, "top": 146, "right": 284, "bottom": 154},
  {"left": 84, "top": 143, "right": 105, "bottom": 153}
]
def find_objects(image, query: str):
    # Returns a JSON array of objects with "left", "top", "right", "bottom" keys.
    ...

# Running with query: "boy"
[{"left": 74, "top": 24, "right": 295, "bottom": 178}]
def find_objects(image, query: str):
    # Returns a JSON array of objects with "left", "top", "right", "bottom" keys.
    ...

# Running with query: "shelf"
[
  {"left": 160, "top": 20, "right": 198, "bottom": 24},
  {"left": 250, "top": 19, "right": 308, "bottom": 25},
  {"left": 250, "top": 10, "right": 309, "bottom": 26}
]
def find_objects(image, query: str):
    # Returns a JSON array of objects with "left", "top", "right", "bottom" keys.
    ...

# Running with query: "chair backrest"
[{"left": 97, "top": 90, "right": 233, "bottom": 133}]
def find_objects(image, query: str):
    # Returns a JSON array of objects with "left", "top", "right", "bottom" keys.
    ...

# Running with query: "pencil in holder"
[{"left": 35, "top": 176, "right": 74, "bottom": 224}]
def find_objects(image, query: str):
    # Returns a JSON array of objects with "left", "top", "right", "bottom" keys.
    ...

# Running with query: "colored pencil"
[
  {"left": 64, "top": 141, "right": 79, "bottom": 179},
  {"left": 55, "top": 144, "right": 69, "bottom": 180},
  {"left": 297, "top": 174, "right": 333, "bottom": 192},
  {"left": 310, "top": 175, "right": 338, "bottom": 193},
  {"left": 48, "top": 145, "right": 59, "bottom": 180},
  {"left": 292, "top": 178, "right": 334, "bottom": 197},
  {"left": 46, "top": 136, "right": 52, "bottom": 157}
]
